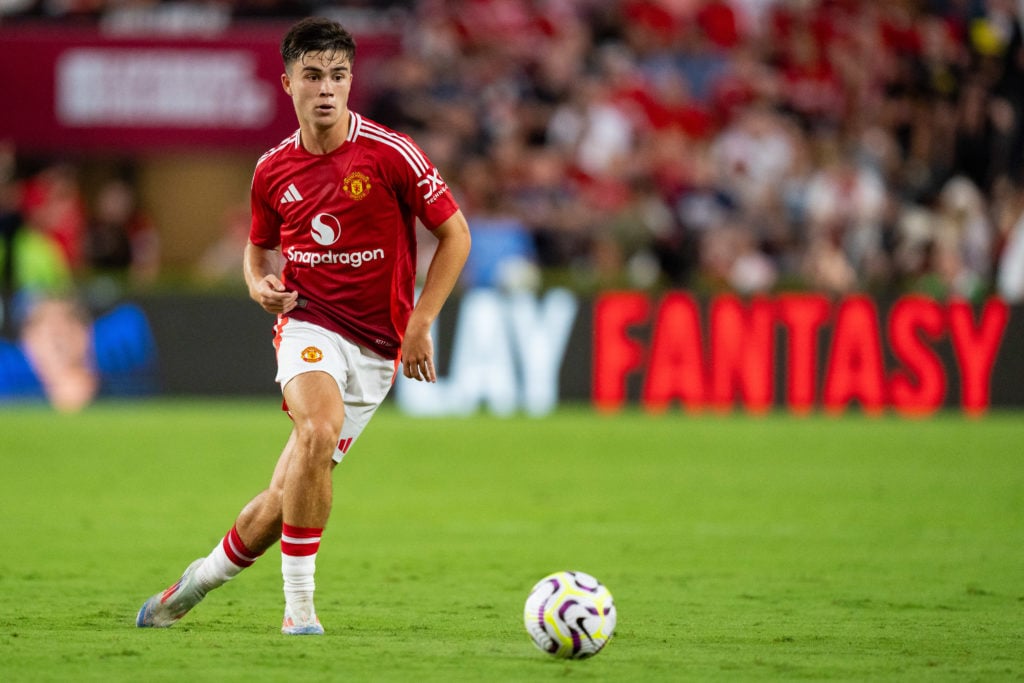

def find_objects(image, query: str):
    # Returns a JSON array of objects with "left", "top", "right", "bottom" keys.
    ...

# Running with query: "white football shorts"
[{"left": 274, "top": 318, "right": 397, "bottom": 462}]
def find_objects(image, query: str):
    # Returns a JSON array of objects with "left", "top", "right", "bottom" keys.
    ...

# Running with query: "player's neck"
[{"left": 299, "top": 110, "right": 351, "bottom": 155}]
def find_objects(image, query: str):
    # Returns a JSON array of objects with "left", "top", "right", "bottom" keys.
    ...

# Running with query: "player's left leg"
[
  {"left": 278, "top": 345, "right": 395, "bottom": 635},
  {"left": 270, "top": 324, "right": 397, "bottom": 635},
  {"left": 277, "top": 370, "right": 344, "bottom": 635}
]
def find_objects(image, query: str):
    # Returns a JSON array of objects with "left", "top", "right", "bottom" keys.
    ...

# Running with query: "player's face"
[{"left": 282, "top": 50, "right": 353, "bottom": 133}]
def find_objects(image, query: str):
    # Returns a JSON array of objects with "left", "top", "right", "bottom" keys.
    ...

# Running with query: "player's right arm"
[
  {"left": 247, "top": 154, "right": 299, "bottom": 316},
  {"left": 244, "top": 241, "right": 299, "bottom": 315}
]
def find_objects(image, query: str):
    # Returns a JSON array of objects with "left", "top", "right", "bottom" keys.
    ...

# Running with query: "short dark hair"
[{"left": 281, "top": 17, "right": 357, "bottom": 69}]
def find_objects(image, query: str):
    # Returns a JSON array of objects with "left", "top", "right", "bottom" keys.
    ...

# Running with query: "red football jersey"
[{"left": 250, "top": 112, "right": 460, "bottom": 359}]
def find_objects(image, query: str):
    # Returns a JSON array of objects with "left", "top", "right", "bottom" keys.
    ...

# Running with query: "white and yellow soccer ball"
[{"left": 523, "top": 570, "right": 616, "bottom": 659}]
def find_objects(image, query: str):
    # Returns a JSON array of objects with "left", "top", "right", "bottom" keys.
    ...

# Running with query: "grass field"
[{"left": 0, "top": 399, "right": 1022, "bottom": 682}]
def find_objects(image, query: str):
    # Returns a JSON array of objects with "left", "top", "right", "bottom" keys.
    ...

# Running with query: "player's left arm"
[{"left": 401, "top": 210, "right": 471, "bottom": 382}]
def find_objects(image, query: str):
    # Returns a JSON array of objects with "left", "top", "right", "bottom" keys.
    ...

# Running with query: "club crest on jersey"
[
  {"left": 301, "top": 346, "right": 323, "bottom": 363},
  {"left": 342, "top": 171, "right": 372, "bottom": 201}
]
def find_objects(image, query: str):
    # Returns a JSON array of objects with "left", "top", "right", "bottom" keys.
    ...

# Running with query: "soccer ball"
[{"left": 523, "top": 570, "right": 616, "bottom": 659}]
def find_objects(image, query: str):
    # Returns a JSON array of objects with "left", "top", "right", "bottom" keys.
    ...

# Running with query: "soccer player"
[{"left": 136, "top": 17, "right": 471, "bottom": 635}]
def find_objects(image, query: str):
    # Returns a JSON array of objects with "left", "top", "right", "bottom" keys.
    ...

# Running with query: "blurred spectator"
[
  {"left": 891, "top": 176, "right": 996, "bottom": 301},
  {"left": 0, "top": 216, "right": 73, "bottom": 297},
  {"left": 727, "top": 225, "right": 778, "bottom": 294},
  {"left": 20, "top": 296, "right": 98, "bottom": 413},
  {"left": 774, "top": 15, "right": 845, "bottom": 128},
  {"left": 547, "top": 73, "right": 636, "bottom": 179},
  {"left": 0, "top": 146, "right": 76, "bottom": 336},
  {"left": 0, "top": 191, "right": 74, "bottom": 323},
  {"left": 641, "top": 67, "right": 716, "bottom": 139},
  {"left": 709, "top": 104, "right": 799, "bottom": 222},
  {"left": 85, "top": 176, "right": 160, "bottom": 288},
  {"left": 801, "top": 132, "right": 890, "bottom": 287},
  {"left": 19, "top": 161, "right": 86, "bottom": 272},
  {"left": 937, "top": 176, "right": 995, "bottom": 287}
]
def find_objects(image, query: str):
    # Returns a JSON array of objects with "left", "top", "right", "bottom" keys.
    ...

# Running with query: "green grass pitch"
[{"left": 0, "top": 399, "right": 1022, "bottom": 682}]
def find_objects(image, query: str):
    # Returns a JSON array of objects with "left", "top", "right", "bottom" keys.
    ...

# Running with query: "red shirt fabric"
[{"left": 250, "top": 112, "right": 460, "bottom": 359}]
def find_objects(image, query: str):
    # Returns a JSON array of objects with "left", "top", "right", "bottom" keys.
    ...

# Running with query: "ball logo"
[
  {"left": 311, "top": 213, "right": 341, "bottom": 246},
  {"left": 301, "top": 346, "right": 323, "bottom": 363}
]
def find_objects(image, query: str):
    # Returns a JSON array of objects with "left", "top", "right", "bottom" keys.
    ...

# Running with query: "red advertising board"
[
  {"left": 592, "top": 292, "right": 1014, "bottom": 416},
  {"left": 0, "top": 23, "right": 400, "bottom": 153}
]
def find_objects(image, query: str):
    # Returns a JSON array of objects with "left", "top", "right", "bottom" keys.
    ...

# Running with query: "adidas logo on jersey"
[{"left": 280, "top": 183, "right": 304, "bottom": 204}]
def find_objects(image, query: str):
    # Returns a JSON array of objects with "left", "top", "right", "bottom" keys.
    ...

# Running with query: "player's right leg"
[
  {"left": 136, "top": 432, "right": 297, "bottom": 628},
  {"left": 136, "top": 555, "right": 212, "bottom": 628}
]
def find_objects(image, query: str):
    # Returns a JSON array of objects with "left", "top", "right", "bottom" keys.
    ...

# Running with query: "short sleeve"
[{"left": 249, "top": 165, "right": 282, "bottom": 249}]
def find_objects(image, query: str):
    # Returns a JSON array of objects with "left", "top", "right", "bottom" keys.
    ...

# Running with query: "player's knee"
[{"left": 294, "top": 417, "right": 343, "bottom": 460}]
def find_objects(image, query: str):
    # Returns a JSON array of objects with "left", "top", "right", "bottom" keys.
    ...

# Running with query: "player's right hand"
[{"left": 255, "top": 275, "right": 299, "bottom": 314}]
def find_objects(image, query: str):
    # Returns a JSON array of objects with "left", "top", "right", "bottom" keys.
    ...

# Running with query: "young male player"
[{"left": 136, "top": 17, "right": 471, "bottom": 635}]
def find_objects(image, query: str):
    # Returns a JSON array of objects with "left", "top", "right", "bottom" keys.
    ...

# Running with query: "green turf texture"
[{"left": 0, "top": 399, "right": 1021, "bottom": 682}]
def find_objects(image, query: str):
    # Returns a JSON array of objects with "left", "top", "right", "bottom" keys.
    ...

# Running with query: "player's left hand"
[{"left": 401, "top": 325, "right": 436, "bottom": 382}]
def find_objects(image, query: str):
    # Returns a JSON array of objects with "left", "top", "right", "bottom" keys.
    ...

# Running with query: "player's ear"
[{"left": 281, "top": 72, "right": 292, "bottom": 95}]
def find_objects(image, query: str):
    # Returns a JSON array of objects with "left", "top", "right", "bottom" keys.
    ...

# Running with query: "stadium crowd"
[{"left": 3, "top": 0, "right": 1024, "bottom": 303}]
